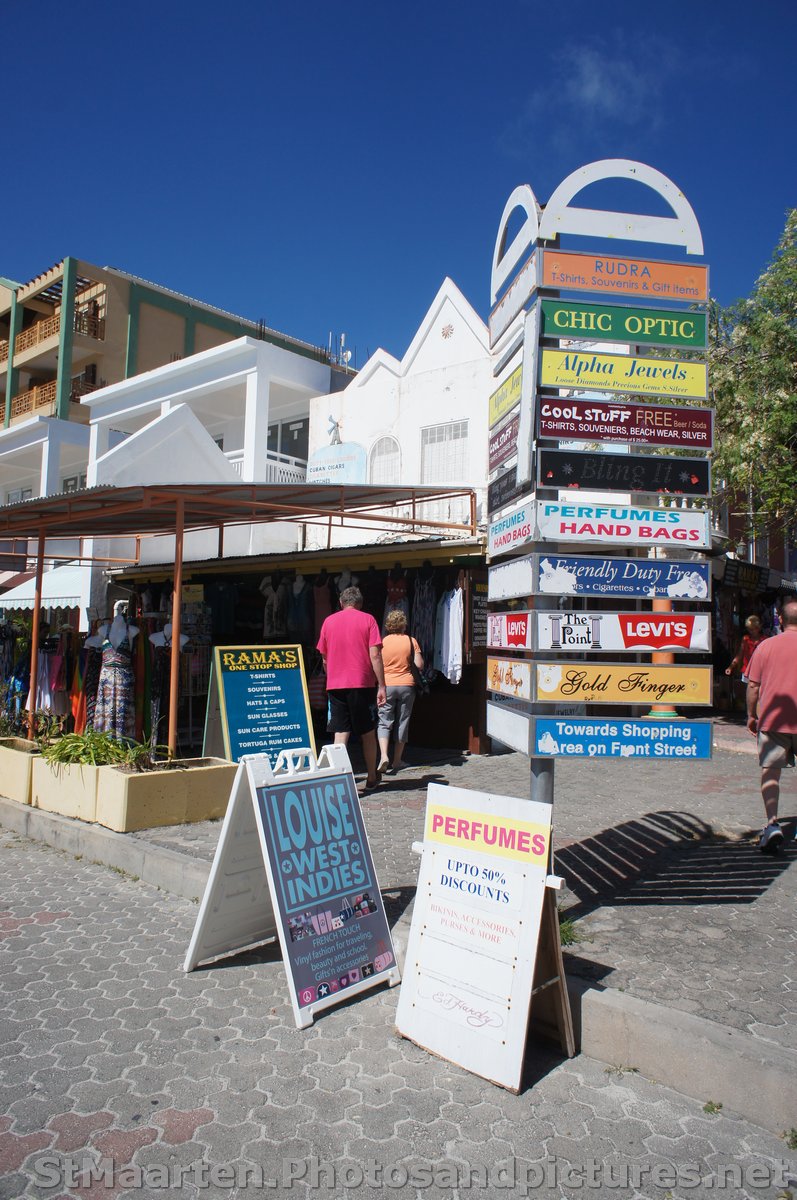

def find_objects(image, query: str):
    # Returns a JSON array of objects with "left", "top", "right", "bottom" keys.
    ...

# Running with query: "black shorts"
[{"left": 327, "top": 688, "right": 378, "bottom": 736}]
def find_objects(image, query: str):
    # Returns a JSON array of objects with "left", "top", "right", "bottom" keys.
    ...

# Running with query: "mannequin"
[
  {"left": 335, "top": 567, "right": 359, "bottom": 595},
  {"left": 260, "top": 572, "right": 289, "bottom": 638},
  {"left": 85, "top": 600, "right": 139, "bottom": 650},
  {"left": 150, "top": 622, "right": 189, "bottom": 650},
  {"left": 287, "top": 572, "right": 312, "bottom": 637}
]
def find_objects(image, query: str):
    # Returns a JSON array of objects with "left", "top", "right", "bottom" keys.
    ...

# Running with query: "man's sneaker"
[{"left": 758, "top": 822, "right": 784, "bottom": 853}]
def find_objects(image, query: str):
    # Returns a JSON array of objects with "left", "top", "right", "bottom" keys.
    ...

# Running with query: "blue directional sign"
[
  {"left": 535, "top": 554, "right": 711, "bottom": 600},
  {"left": 534, "top": 717, "right": 713, "bottom": 761}
]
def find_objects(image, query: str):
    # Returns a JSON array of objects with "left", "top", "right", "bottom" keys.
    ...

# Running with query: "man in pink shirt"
[
  {"left": 746, "top": 596, "right": 797, "bottom": 852},
  {"left": 317, "top": 586, "right": 386, "bottom": 792}
]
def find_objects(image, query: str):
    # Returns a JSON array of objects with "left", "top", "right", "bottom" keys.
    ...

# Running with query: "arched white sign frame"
[
  {"left": 490, "top": 184, "right": 541, "bottom": 304},
  {"left": 538, "top": 158, "right": 703, "bottom": 254}
]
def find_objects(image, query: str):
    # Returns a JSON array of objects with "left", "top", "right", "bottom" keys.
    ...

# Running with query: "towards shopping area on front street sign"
[
  {"left": 533, "top": 717, "right": 713, "bottom": 760},
  {"left": 487, "top": 609, "right": 711, "bottom": 654}
]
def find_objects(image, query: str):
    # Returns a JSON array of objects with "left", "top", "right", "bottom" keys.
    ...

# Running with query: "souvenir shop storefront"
[
  {"left": 712, "top": 555, "right": 797, "bottom": 711},
  {"left": 110, "top": 537, "right": 490, "bottom": 754},
  {"left": 0, "top": 481, "right": 483, "bottom": 755}
]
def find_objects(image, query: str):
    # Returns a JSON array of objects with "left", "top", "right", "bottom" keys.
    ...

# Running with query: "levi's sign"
[
  {"left": 534, "top": 662, "right": 712, "bottom": 706},
  {"left": 538, "top": 398, "right": 713, "bottom": 449},
  {"left": 537, "top": 448, "right": 710, "bottom": 498},
  {"left": 534, "top": 717, "right": 712, "bottom": 761},
  {"left": 539, "top": 298, "right": 707, "bottom": 349},
  {"left": 489, "top": 365, "right": 522, "bottom": 428},
  {"left": 540, "top": 349, "right": 708, "bottom": 400},
  {"left": 535, "top": 501, "right": 711, "bottom": 549},
  {"left": 535, "top": 554, "right": 711, "bottom": 599},
  {"left": 488, "top": 610, "right": 710, "bottom": 653},
  {"left": 540, "top": 248, "right": 709, "bottom": 303}
]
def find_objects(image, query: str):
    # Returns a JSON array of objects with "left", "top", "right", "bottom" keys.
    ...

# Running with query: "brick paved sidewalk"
[{"left": 2, "top": 831, "right": 795, "bottom": 1199}]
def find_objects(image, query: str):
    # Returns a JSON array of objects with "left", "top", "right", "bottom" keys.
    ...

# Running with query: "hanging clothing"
[
  {"left": 150, "top": 642, "right": 173, "bottom": 747},
  {"left": 287, "top": 581, "right": 313, "bottom": 637},
  {"left": 383, "top": 573, "right": 410, "bottom": 631},
  {"left": 313, "top": 579, "right": 334, "bottom": 640},
  {"left": 411, "top": 575, "right": 437, "bottom": 683},
  {"left": 93, "top": 634, "right": 136, "bottom": 740},
  {"left": 82, "top": 647, "right": 103, "bottom": 733},
  {"left": 433, "top": 589, "right": 464, "bottom": 685},
  {"left": 262, "top": 581, "right": 289, "bottom": 638}
]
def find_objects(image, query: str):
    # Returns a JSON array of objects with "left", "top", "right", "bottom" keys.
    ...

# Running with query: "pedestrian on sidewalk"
[
  {"left": 377, "top": 609, "right": 424, "bottom": 775},
  {"left": 726, "top": 614, "right": 767, "bottom": 709},
  {"left": 317, "top": 586, "right": 386, "bottom": 793},
  {"left": 745, "top": 596, "right": 797, "bottom": 852}
]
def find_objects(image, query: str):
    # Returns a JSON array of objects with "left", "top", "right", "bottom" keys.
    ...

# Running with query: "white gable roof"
[{"left": 93, "top": 405, "right": 240, "bottom": 487}]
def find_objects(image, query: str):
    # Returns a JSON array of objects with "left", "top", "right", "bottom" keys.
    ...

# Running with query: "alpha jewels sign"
[
  {"left": 395, "top": 783, "right": 552, "bottom": 1091},
  {"left": 534, "top": 662, "right": 712, "bottom": 706},
  {"left": 537, "top": 398, "right": 713, "bottom": 449},
  {"left": 539, "top": 248, "right": 709, "bottom": 303},
  {"left": 537, "top": 448, "right": 710, "bottom": 498},
  {"left": 487, "top": 553, "right": 711, "bottom": 602},
  {"left": 488, "top": 610, "right": 710, "bottom": 653},
  {"left": 534, "top": 717, "right": 713, "bottom": 760},
  {"left": 539, "top": 298, "right": 707, "bottom": 349},
  {"left": 489, "top": 365, "right": 522, "bottom": 428},
  {"left": 535, "top": 501, "right": 712, "bottom": 550},
  {"left": 539, "top": 349, "right": 708, "bottom": 401}
]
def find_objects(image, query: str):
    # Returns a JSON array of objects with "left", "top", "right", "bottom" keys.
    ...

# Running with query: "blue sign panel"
[
  {"left": 534, "top": 717, "right": 713, "bottom": 761},
  {"left": 256, "top": 771, "right": 396, "bottom": 1009},
  {"left": 213, "top": 645, "right": 315, "bottom": 762},
  {"left": 536, "top": 554, "right": 711, "bottom": 600}
]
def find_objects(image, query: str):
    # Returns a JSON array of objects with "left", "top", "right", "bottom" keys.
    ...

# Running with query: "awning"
[{"left": 0, "top": 563, "right": 87, "bottom": 610}]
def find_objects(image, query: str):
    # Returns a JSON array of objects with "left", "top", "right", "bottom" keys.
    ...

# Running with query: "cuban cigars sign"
[
  {"left": 534, "top": 662, "right": 712, "bottom": 706},
  {"left": 535, "top": 501, "right": 712, "bottom": 550},
  {"left": 489, "top": 365, "right": 522, "bottom": 428},
  {"left": 539, "top": 298, "right": 707, "bottom": 349},
  {"left": 539, "top": 248, "right": 709, "bottom": 303},
  {"left": 537, "top": 448, "right": 710, "bottom": 498},
  {"left": 395, "top": 782, "right": 552, "bottom": 1091},
  {"left": 538, "top": 397, "right": 713, "bottom": 449},
  {"left": 488, "top": 610, "right": 710, "bottom": 653},
  {"left": 534, "top": 717, "right": 712, "bottom": 761},
  {"left": 539, "top": 348, "right": 707, "bottom": 401}
]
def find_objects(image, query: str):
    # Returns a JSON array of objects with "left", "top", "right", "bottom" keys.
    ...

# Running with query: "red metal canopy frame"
[{"left": 0, "top": 482, "right": 477, "bottom": 754}]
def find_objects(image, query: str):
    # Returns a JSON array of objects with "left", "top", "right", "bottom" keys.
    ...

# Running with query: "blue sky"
[{"left": 3, "top": 1, "right": 795, "bottom": 365}]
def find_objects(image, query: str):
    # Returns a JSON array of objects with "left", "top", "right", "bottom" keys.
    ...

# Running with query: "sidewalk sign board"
[
  {"left": 395, "top": 782, "right": 565, "bottom": 1091},
  {"left": 185, "top": 745, "right": 400, "bottom": 1028},
  {"left": 203, "top": 644, "right": 315, "bottom": 762}
]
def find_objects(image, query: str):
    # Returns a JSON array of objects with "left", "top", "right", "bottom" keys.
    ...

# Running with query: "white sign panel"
[
  {"left": 488, "top": 556, "right": 535, "bottom": 601},
  {"left": 486, "top": 700, "right": 533, "bottom": 755},
  {"left": 395, "top": 783, "right": 551, "bottom": 1091},
  {"left": 488, "top": 500, "right": 536, "bottom": 558},
  {"left": 535, "top": 500, "right": 711, "bottom": 550},
  {"left": 489, "top": 253, "right": 538, "bottom": 348}
]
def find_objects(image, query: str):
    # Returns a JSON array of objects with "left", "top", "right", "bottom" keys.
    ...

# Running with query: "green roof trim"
[{"left": 0, "top": 276, "right": 21, "bottom": 290}]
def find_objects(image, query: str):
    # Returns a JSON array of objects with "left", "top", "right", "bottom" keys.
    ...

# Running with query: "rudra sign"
[{"left": 539, "top": 248, "right": 709, "bottom": 302}]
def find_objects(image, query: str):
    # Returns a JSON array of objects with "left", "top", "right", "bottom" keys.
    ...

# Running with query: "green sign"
[{"left": 540, "top": 299, "right": 706, "bottom": 349}]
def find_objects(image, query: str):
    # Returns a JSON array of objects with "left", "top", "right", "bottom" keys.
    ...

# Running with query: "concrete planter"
[
  {"left": 31, "top": 757, "right": 99, "bottom": 822},
  {"left": 0, "top": 738, "right": 41, "bottom": 806},
  {"left": 94, "top": 757, "right": 236, "bottom": 833}
]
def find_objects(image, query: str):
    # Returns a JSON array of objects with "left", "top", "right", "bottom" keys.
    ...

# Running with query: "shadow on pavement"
[{"left": 557, "top": 810, "right": 796, "bottom": 918}]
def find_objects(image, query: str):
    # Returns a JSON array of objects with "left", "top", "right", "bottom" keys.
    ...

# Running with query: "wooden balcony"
[
  {"left": 0, "top": 340, "right": 8, "bottom": 365},
  {"left": 12, "top": 310, "right": 106, "bottom": 358},
  {"left": 10, "top": 379, "right": 58, "bottom": 418}
]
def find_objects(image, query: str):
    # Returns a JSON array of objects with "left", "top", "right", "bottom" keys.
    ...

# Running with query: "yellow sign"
[
  {"left": 425, "top": 801, "right": 549, "bottom": 862},
  {"left": 535, "top": 663, "right": 712, "bottom": 706},
  {"left": 540, "top": 349, "right": 707, "bottom": 400},
  {"left": 489, "top": 365, "right": 522, "bottom": 428}
]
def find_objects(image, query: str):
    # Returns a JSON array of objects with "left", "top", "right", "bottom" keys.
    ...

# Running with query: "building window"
[
  {"left": 369, "top": 436, "right": 401, "bottom": 485},
  {"left": 7, "top": 488, "right": 33, "bottom": 504},
  {"left": 421, "top": 420, "right": 468, "bottom": 483},
  {"left": 61, "top": 475, "right": 87, "bottom": 494}
]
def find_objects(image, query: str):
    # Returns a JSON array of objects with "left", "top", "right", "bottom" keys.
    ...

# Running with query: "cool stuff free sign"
[{"left": 537, "top": 398, "right": 713, "bottom": 449}]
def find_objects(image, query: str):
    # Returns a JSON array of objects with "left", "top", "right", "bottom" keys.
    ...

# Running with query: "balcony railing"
[
  {"left": 0, "top": 340, "right": 8, "bottom": 364},
  {"left": 10, "top": 379, "right": 58, "bottom": 418},
  {"left": 224, "top": 448, "right": 308, "bottom": 484},
  {"left": 12, "top": 310, "right": 105, "bottom": 358}
]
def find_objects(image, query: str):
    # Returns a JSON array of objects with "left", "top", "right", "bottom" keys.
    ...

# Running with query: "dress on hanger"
[
  {"left": 93, "top": 627, "right": 136, "bottom": 740},
  {"left": 313, "top": 578, "right": 333, "bottom": 640},
  {"left": 412, "top": 574, "right": 437, "bottom": 683},
  {"left": 383, "top": 573, "right": 410, "bottom": 630}
]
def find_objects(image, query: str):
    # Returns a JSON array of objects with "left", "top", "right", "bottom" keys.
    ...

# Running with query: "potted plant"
[
  {"left": 0, "top": 686, "right": 60, "bottom": 806},
  {"left": 33, "top": 732, "right": 236, "bottom": 832}
]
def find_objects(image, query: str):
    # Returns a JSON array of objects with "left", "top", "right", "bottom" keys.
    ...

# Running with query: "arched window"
[{"left": 369, "top": 436, "right": 401, "bottom": 485}]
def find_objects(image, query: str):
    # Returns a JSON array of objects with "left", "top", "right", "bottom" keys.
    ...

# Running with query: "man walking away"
[
  {"left": 317, "top": 586, "right": 386, "bottom": 793},
  {"left": 746, "top": 596, "right": 797, "bottom": 852}
]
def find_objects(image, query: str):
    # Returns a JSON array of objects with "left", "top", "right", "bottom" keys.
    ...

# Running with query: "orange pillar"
[
  {"left": 27, "top": 529, "right": 46, "bottom": 739},
  {"left": 167, "top": 499, "right": 185, "bottom": 757}
]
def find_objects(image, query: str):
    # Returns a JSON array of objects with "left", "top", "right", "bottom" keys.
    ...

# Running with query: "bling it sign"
[{"left": 535, "top": 501, "right": 712, "bottom": 550}]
